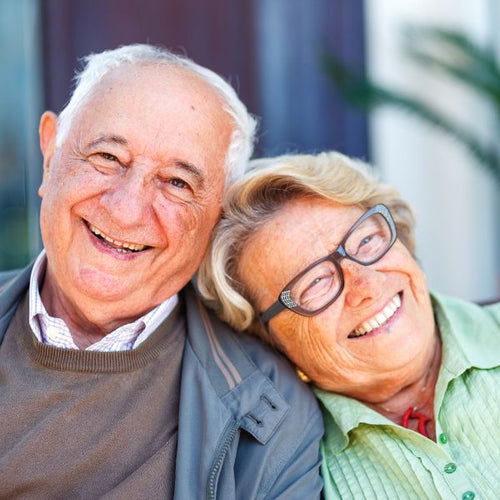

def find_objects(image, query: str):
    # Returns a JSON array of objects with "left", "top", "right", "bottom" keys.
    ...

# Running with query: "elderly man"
[{"left": 0, "top": 45, "right": 323, "bottom": 499}]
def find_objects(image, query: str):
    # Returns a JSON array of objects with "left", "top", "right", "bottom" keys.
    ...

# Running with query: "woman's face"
[{"left": 238, "top": 197, "right": 437, "bottom": 403}]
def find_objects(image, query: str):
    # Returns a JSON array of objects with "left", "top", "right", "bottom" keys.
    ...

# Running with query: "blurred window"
[{"left": 0, "top": 0, "right": 43, "bottom": 271}]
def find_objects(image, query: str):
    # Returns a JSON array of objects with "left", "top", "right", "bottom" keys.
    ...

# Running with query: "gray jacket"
[{"left": 0, "top": 265, "right": 323, "bottom": 499}]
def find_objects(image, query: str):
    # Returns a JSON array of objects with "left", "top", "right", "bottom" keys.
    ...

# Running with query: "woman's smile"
[{"left": 349, "top": 292, "right": 402, "bottom": 338}]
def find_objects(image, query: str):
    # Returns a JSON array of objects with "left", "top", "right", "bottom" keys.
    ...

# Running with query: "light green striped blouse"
[{"left": 314, "top": 293, "right": 500, "bottom": 500}]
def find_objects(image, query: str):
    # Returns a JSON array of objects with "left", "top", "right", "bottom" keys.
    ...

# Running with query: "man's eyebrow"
[
  {"left": 84, "top": 138, "right": 206, "bottom": 186},
  {"left": 87, "top": 135, "right": 128, "bottom": 149},
  {"left": 174, "top": 160, "right": 202, "bottom": 178},
  {"left": 173, "top": 160, "right": 205, "bottom": 188}
]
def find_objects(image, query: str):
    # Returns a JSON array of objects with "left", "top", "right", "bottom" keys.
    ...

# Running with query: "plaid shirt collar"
[{"left": 28, "top": 251, "right": 178, "bottom": 351}]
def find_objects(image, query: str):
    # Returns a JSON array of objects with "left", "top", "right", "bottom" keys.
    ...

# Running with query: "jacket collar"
[
  {"left": 182, "top": 284, "right": 289, "bottom": 444},
  {"left": 0, "top": 263, "right": 33, "bottom": 341}
]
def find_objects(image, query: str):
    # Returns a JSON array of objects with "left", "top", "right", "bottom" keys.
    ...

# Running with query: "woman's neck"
[{"left": 363, "top": 336, "right": 442, "bottom": 440}]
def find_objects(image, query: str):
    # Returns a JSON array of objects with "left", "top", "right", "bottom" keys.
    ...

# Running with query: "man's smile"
[{"left": 85, "top": 220, "right": 150, "bottom": 253}]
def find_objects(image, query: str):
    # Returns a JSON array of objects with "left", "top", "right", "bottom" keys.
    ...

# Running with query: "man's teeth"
[
  {"left": 350, "top": 294, "right": 401, "bottom": 338},
  {"left": 88, "top": 224, "right": 146, "bottom": 252}
]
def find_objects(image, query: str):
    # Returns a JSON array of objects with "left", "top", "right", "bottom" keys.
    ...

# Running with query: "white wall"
[{"left": 365, "top": 0, "right": 499, "bottom": 302}]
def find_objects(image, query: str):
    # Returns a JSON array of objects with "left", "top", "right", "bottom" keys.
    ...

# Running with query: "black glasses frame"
[{"left": 260, "top": 204, "right": 397, "bottom": 323}]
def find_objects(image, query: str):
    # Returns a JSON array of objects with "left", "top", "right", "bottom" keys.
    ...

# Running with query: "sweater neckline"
[{"left": 14, "top": 291, "right": 185, "bottom": 374}]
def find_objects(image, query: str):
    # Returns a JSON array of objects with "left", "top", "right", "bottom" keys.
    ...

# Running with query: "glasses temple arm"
[{"left": 260, "top": 300, "right": 286, "bottom": 323}]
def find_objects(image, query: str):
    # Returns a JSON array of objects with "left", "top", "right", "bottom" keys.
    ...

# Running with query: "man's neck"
[{"left": 39, "top": 272, "right": 151, "bottom": 347}]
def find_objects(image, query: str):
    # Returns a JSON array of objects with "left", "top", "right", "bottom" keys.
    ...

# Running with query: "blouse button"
[
  {"left": 462, "top": 491, "right": 475, "bottom": 500},
  {"left": 444, "top": 462, "right": 457, "bottom": 474},
  {"left": 439, "top": 433, "right": 448, "bottom": 444}
]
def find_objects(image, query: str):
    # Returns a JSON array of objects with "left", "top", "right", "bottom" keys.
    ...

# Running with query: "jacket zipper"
[{"left": 207, "top": 421, "right": 240, "bottom": 499}]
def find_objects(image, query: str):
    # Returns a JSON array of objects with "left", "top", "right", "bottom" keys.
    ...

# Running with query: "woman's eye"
[
  {"left": 310, "top": 277, "right": 324, "bottom": 288},
  {"left": 353, "top": 232, "right": 385, "bottom": 257},
  {"left": 356, "top": 232, "right": 380, "bottom": 252},
  {"left": 300, "top": 274, "right": 335, "bottom": 304},
  {"left": 360, "top": 235, "right": 373, "bottom": 246}
]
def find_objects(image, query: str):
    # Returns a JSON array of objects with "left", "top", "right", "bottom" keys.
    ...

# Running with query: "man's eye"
[
  {"left": 169, "top": 178, "right": 189, "bottom": 189},
  {"left": 99, "top": 152, "right": 118, "bottom": 162}
]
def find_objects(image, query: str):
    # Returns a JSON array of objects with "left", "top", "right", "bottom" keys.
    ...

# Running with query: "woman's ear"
[{"left": 38, "top": 111, "right": 58, "bottom": 197}]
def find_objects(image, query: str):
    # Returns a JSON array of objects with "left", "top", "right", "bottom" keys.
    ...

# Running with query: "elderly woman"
[{"left": 198, "top": 152, "right": 500, "bottom": 500}]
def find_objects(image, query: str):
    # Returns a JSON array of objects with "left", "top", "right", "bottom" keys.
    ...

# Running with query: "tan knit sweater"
[{"left": 0, "top": 292, "right": 186, "bottom": 499}]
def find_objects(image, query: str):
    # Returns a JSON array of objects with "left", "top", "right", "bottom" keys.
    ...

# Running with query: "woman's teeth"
[
  {"left": 349, "top": 294, "right": 401, "bottom": 338},
  {"left": 88, "top": 223, "right": 146, "bottom": 252}
]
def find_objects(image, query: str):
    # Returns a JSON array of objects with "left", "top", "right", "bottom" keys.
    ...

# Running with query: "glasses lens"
[
  {"left": 289, "top": 259, "right": 341, "bottom": 313},
  {"left": 344, "top": 212, "right": 392, "bottom": 263}
]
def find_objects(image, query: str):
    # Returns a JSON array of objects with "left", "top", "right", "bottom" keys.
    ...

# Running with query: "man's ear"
[{"left": 38, "top": 111, "right": 58, "bottom": 197}]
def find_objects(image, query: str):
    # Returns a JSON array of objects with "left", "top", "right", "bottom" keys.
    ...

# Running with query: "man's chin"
[{"left": 57, "top": 266, "right": 141, "bottom": 304}]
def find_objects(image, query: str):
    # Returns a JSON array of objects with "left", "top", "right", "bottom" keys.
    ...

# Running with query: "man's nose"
[
  {"left": 342, "top": 259, "right": 385, "bottom": 308},
  {"left": 100, "top": 170, "right": 154, "bottom": 227}
]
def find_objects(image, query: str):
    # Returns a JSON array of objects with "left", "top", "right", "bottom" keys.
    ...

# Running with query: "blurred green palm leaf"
[{"left": 322, "top": 25, "right": 500, "bottom": 186}]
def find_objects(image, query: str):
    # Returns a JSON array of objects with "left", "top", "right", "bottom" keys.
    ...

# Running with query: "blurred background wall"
[
  {"left": 365, "top": 0, "right": 500, "bottom": 303},
  {"left": 0, "top": 0, "right": 498, "bottom": 302}
]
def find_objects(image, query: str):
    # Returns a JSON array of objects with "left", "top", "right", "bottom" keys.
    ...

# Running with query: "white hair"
[{"left": 56, "top": 44, "right": 257, "bottom": 186}]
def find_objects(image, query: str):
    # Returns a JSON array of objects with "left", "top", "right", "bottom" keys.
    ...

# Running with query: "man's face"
[{"left": 38, "top": 63, "right": 232, "bottom": 326}]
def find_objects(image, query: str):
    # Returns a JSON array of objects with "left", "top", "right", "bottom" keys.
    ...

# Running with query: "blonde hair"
[{"left": 197, "top": 151, "right": 416, "bottom": 345}]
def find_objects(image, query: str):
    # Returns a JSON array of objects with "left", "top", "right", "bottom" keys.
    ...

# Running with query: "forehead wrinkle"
[
  {"left": 289, "top": 199, "right": 364, "bottom": 253},
  {"left": 243, "top": 212, "right": 317, "bottom": 295},
  {"left": 276, "top": 205, "right": 332, "bottom": 263},
  {"left": 86, "top": 135, "right": 128, "bottom": 149}
]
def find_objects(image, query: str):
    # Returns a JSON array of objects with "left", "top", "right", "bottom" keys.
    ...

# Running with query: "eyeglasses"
[{"left": 260, "top": 204, "right": 396, "bottom": 322}]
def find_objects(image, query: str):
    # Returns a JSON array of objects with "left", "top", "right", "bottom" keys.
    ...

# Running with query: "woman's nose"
[{"left": 342, "top": 259, "right": 385, "bottom": 308}]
